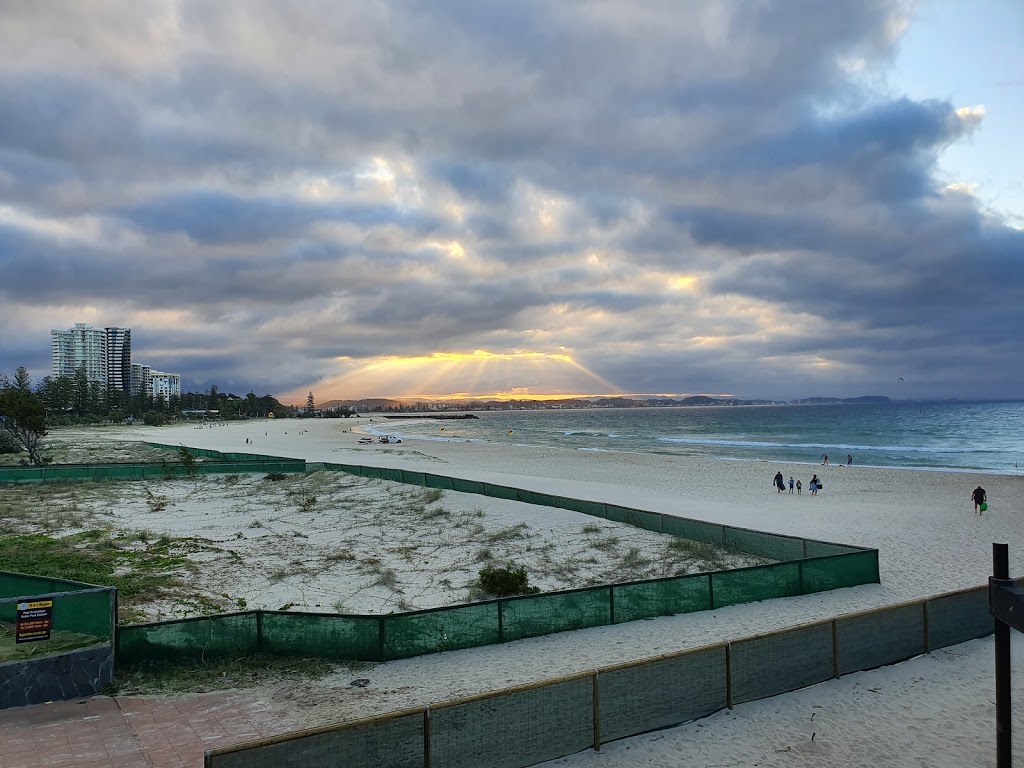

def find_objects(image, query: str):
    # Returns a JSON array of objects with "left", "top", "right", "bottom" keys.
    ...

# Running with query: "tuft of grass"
[
  {"left": 373, "top": 568, "right": 400, "bottom": 591},
  {"left": 618, "top": 547, "right": 649, "bottom": 571},
  {"left": 482, "top": 523, "right": 530, "bottom": 545},
  {"left": 420, "top": 488, "right": 444, "bottom": 504},
  {"left": 591, "top": 535, "right": 620, "bottom": 552},
  {"left": 581, "top": 523, "right": 602, "bottom": 535},
  {"left": 144, "top": 489, "right": 167, "bottom": 512}
]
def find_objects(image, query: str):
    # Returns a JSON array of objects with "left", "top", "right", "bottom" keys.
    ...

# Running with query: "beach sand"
[{"left": 44, "top": 419, "right": 1024, "bottom": 765}]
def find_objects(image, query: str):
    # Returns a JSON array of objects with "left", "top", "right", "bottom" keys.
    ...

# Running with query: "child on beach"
[
  {"left": 789, "top": 476, "right": 794, "bottom": 494},
  {"left": 796, "top": 479, "right": 802, "bottom": 495}
]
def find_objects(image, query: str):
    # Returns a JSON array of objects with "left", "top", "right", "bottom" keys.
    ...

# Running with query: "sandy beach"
[{"left": 26, "top": 419, "right": 1024, "bottom": 765}]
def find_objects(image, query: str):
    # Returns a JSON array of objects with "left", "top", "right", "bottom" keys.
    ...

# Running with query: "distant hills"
[{"left": 317, "top": 395, "right": 892, "bottom": 411}]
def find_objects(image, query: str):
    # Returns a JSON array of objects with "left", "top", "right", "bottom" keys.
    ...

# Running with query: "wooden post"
[
  {"left": 993, "top": 543, "right": 1011, "bottom": 768},
  {"left": 832, "top": 619, "right": 840, "bottom": 679},
  {"left": 423, "top": 706, "right": 431, "bottom": 768},
  {"left": 725, "top": 644, "right": 733, "bottom": 709}
]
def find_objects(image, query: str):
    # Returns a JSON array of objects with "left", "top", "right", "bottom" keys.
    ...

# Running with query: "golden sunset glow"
[
  {"left": 285, "top": 350, "right": 625, "bottom": 403},
  {"left": 670, "top": 276, "right": 698, "bottom": 290}
]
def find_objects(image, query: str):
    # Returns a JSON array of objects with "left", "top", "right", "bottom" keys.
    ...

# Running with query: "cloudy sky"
[{"left": 1, "top": 1, "right": 1022, "bottom": 403}]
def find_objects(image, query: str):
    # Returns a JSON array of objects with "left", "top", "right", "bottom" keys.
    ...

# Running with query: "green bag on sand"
[{"left": 980, "top": 502, "right": 988, "bottom": 512}]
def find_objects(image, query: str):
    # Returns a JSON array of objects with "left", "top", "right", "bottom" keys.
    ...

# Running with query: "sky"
[{"left": 1, "top": 1, "right": 1022, "bottom": 404}]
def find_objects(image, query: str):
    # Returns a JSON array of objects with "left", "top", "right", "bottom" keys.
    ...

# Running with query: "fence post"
[
  {"left": 831, "top": 618, "right": 840, "bottom": 679},
  {"left": 922, "top": 600, "right": 930, "bottom": 653},
  {"left": 423, "top": 705, "right": 431, "bottom": 768},
  {"left": 993, "top": 542, "right": 1011, "bottom": 768},
  {"left": 725, "top": 643, "right": 733, "bottom": 709},
  {"left": 593, "top": 670, "right": 601, "bottom": 752}
]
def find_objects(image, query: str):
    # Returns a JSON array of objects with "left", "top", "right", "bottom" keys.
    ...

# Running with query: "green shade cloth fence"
[
  {"left": 204, "top": 583, "right": 1001, "bottom": 768},
  {"left": 116, "top": 548, "right": 877, "bottom": 666}
]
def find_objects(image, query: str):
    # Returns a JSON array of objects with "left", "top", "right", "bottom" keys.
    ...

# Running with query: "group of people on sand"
[{"left": 773, "top": 471, "right": 822, "bottom": 496}]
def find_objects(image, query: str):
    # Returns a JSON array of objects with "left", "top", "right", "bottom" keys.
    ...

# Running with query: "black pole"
[{"left": 994, "top": 542, "right": 1011, "bottom": 768}]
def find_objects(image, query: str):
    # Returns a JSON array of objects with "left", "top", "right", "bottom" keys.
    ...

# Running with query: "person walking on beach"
[
  {"left": 810, "top": 474, "right": 820, "bottom": 495},
  {"left": 774, "top": 471, "right": 786, "bottom": 493},
  {"left": 972, "top": 485, "right": 987, "bottom": 514},
  {"left": 796, "top": 479, "right": 802, "bottom": 495},
  {"left": 821, "top": 453, "right": 829, "bottom": 466},
  {"left": 788, "top": 476, "right": 794, "bottom": 494},
  {"left": 847, "top": 454, "right": 853, "bottom": 465}
]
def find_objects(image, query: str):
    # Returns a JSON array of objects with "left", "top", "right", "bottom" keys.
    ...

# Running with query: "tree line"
[{"left": 0, "top": 365, "right": 311, "bottom": 465}]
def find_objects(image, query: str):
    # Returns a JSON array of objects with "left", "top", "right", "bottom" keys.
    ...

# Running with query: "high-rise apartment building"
[
  {"left": 51, "top": 323, "right": 108, "bottom": 386},
  {"left": 105, "top": 327, "right": 131, "bottom": 395},
  {"left": 130, "top": 363, "right": 151, "bottom": 397},
  {"left": 149, "top": 371, "right": 181, "bottom": 401}
]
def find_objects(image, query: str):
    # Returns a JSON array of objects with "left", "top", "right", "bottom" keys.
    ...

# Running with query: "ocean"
[{"left": 361, "top": 401, "right": 1024, "bottom": 475}]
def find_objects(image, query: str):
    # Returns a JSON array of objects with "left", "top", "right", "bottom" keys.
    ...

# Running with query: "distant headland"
[{"left": 319, "top": 395, "right": 893, "bottom": 412}]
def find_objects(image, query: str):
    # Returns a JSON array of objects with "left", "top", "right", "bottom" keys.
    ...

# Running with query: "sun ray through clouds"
[{"left": 284, "top": 350, "right": 623, "bottom": 403}]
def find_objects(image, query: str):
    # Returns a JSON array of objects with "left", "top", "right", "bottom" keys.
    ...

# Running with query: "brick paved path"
[{"left": 0, "top": 692, "right": 300, "bottom": 767}]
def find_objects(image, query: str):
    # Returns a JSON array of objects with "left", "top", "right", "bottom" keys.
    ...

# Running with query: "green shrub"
[
  {"left": 177, "top": 446, "right": 197, "bottom": 476},
  {"left": 476, "top": 563, "right": 539, "bottom": 598},
  {"left": 0, "top": 431, "right": 22, "bottom": 455}
]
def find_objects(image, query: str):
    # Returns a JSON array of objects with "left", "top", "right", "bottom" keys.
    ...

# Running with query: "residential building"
[
  {"left": 51, "top": 323, "right": 107, "bottom": 386},
  {"left": 130, "top": 364, "right": 151, "bottom": 397},
  {"left": 149, "top": 371, "right": 181, "bottom": 402},
  {"left": 105, "top": 327, "right": 131, "bottom": 395}
]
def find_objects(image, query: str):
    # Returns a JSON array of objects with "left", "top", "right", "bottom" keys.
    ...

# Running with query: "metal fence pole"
[{"left": 993, "top": 542, "right": 1011, "bottom": 768}]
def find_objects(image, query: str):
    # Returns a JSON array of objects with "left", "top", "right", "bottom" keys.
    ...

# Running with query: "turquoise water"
[{"left": 362, "top": 401, "right": 1024, "bottom": 475}]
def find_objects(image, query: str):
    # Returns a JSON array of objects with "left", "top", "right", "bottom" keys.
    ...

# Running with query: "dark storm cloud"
[{"left": 0, "top": 1, "right": 1020, "bottom": 400}]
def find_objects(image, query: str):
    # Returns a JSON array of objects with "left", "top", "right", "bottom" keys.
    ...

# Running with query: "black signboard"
[{"left": 16, "top": 599, "right": 53, "bottom": 643}]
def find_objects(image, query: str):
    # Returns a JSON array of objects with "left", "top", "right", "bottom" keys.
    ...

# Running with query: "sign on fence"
[{"left": 16, "top": 598, "right": 53, "bottom": 643}]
